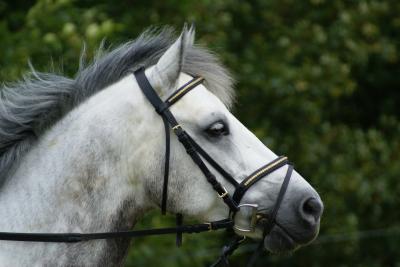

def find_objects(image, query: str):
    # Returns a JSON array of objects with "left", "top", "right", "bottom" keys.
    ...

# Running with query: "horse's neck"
[{"left": 0, "top": 75, "right": 156, "bottom": 266}]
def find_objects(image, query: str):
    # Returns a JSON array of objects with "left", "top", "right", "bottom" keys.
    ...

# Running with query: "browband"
[{"left": 166, "top": 76, "right": 205, "bottom": 106}]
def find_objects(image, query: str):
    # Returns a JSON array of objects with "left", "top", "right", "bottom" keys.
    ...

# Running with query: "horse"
[{"left": 0, "top": 26, "right": 323, "bottom": 266}]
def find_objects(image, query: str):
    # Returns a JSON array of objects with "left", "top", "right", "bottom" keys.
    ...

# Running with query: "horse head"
[{"left": 140, "top": 26, "right": 323, "bottom": 253}]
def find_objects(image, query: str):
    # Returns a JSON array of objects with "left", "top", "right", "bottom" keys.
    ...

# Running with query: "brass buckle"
[
  {"left": 233, "top": 204, "right": 259, "bottom": 234},
  {"left": 205, "top": 222, "right": 213, "bottom": 231},
  {"left": 172, "top": 124, "right": 182, "bottom": 132},
  {"left": 218, "top": 187, "right": 228, "bottom": 198}
]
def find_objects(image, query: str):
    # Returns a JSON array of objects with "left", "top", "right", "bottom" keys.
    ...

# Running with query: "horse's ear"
[{"left": 146, "top": 25, "right": 195, "bottom": 96}]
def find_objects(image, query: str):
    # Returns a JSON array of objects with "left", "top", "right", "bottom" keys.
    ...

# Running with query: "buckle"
[
  {"left": 233, "top": 204, "right": 259, "bottom": 234},
  {"left": 172, "top": 124, "right": 182, "bottom": 132},
  {"left": 218, "top": 187, "right": 229, "bottom": 198},
  {"left": 205, "top": 222, "right": 213, "bottom": 231}
]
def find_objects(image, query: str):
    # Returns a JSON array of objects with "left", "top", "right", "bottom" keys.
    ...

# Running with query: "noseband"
[{"left": 0, "top": 68, "right": 294, "bottom": 267}]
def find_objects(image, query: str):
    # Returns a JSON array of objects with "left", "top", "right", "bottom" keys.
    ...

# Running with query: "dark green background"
[{"left": 1, "top": 0, "right": 399, "bottom": 266}]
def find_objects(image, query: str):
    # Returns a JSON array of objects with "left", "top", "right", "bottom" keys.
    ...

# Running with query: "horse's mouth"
[{"left": 263, "top": 224, "right": 300, "bottom": 253}]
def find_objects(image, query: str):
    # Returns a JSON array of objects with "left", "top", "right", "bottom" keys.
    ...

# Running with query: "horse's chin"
[{"left": 263, "top": 226, "right": 300, "bottom": 253}]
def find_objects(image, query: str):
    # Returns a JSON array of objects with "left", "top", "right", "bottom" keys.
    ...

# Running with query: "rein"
[{"left": 0, "top": 68, "right": 293, "bottom": 266}]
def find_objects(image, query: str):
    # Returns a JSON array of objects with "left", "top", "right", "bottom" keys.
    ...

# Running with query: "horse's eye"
[{"left": 205, "top": 121, "right": 229, "bottom": 137}]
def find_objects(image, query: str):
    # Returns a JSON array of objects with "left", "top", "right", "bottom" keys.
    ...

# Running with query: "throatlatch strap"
[{"left": 161, "top": 116, "right": 170, "bottom": 215}]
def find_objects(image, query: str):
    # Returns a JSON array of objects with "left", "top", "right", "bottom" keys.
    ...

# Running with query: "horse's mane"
[{"left": 0, "top": 27, "right": 234, "bottom": 182}]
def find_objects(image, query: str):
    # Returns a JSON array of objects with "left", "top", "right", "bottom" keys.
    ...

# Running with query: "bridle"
[
  {"left": 0, "top": 68, "right": 294, "bottom": 266},
  {"left": 134, "top": 68, "right": 293, "bottom": 265}
]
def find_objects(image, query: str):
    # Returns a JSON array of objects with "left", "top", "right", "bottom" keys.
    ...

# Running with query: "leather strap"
[
  {"left": 173, "top": 129, "right": 239, "bottom": 212},
  {"left": 232, "top": 156, "right": 288, "bottom": 204},
  {"left": 261, "top": 164, "right": 293, "bottom": 235},
  {"left": 176, "top": 213, "right": 183, "bottom": 247},
  {"left": 0, "top": 219, "right": 233, "bottom": 243},
  {"left": 161, "top": 116, "right": 170, "bottom": 214},
  {"left": 210, "top": 235, "right": 246, "bottom": 267},
  {"left": 186, "top": 135, "right": 239, "bottom": 188},
  {"left": 166, "top": 76, "right": 205, "bottom": 106}
]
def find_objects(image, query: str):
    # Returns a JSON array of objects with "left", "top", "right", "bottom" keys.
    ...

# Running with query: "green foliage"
[{"left": 1, "top": 0, "right": 399, "bottom": 266}]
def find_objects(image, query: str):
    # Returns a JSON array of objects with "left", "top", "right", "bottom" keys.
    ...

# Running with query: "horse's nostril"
[{"left": 300, "top": 197, "right": 323, "bottom": 224}]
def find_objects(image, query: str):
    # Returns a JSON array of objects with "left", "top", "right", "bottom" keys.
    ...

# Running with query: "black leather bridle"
[{"left": 0, "top": 68, "right": 294, "bottom": 266}]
